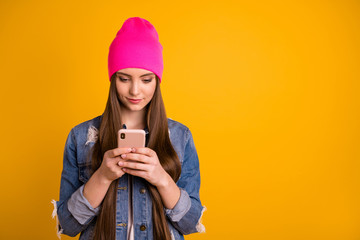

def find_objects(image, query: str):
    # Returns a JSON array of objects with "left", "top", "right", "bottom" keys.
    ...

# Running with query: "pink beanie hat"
[{"left": 108, "top": 17, "right": 163, "bottom": 82}]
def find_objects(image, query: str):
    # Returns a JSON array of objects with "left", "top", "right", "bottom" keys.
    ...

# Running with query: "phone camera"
[{"left": 121, "top": 133, "right": 125, "bottom": 139}]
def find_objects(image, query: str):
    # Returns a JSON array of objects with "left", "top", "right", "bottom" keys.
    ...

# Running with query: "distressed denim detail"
[
  {"left": 85, "top": 125, "right": 98, "bottom": 145},
  {"left": 165, "top": 188, "right": 191, "bottom": 222},
  {"left": 195, "top": 206, "right": 206, "bottom": 233},
  {"left": 51, "top": 199, "right": 63, "bottom": 239},
  {"left": 67, "top": 184, "right": 101, "bottom": 225},
  {"left": 170, "top": 229, "right": 175, "bottom": 240}
]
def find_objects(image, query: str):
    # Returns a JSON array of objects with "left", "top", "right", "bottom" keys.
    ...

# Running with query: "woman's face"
[{"left": 115, "top": 68, "right": 157, "bottom": 113}]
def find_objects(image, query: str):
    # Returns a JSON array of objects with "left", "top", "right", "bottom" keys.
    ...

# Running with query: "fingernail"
[
  {"left": 118, "top": 161, "right": 123, "bottom": 166},
  {"left": 121, "top": 154, "right": 126, "bottom": 158},
  {"left": 128, "top": 148, "right": 132, "bottom": 152},
  {"left": 131, "top": 148, "right": 135, "bottom": 152}
]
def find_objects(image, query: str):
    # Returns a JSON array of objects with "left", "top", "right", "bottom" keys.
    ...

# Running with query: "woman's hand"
[
  {"left": 83, "top": 147, "right": 133, "bottom": 208},
  {"left": 117, "top": 147, "right": 170, "bottom": 188},
  {"left": 97, "top": 147, "right": 133, "bottom": 184}
]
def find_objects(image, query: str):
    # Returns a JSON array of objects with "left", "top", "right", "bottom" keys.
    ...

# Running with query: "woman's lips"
[{"left": 127, "top": 98, "right": 142, "bottom": 104}]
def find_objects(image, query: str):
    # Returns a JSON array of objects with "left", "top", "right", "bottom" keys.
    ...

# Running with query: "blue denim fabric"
[{"left": 54, "top": 115, "right": 205, "bottom": 239}]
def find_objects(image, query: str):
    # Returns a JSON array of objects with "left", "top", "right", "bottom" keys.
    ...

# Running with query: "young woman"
[{"left": 52, "top": 17, "right": 205, "bottom": 240}]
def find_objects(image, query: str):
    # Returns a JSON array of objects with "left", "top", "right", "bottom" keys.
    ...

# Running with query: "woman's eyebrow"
[{"left": 116, "top": 72, "right": 155, "bottom": 77}]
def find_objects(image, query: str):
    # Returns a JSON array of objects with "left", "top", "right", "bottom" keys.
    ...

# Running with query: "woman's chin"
[{"left": 126, "top": 105, "right": 146, "bottom": 112}]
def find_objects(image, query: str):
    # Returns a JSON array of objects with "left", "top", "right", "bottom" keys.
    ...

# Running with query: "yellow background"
[{"left": 0, "top": 0, "right": 359, "bottom": 239}]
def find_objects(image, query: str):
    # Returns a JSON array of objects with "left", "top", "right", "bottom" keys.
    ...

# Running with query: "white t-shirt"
[{"left": 127, "top": 174, "right": 134, "bottom": 240}]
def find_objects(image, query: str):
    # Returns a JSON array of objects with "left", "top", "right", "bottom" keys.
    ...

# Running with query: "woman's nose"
[{"left": 129, "top": 81, "right": 140, "bottom": 95}]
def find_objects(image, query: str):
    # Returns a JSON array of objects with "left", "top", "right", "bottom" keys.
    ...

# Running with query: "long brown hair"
[{"left": 90, "top": 73, "right": 181, "bottom": 239}]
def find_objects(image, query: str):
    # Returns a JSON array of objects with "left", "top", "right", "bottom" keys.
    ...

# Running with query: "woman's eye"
[
  {"left": 119, "top": 77, "right": 129, "bottom": 82},
  {"left": 143, "top": 78, "right": 152, "bottom": 83}
]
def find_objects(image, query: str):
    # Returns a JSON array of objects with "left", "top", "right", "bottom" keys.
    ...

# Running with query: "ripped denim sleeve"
[
  {"left": 67, "top": 184, "right": 101, "bottom": 224},
  {"left": 51, "top": 127, "right": 99, "bottom": 238},
  {"left": 51, "top": 185, "right": 100, "bottom": 238},
  {"left": 166, "top": 127, "right": 206, "bottom": 235},
  {"left": 165, "top": 188, "right": 191, "bottom": 222},
  {"left": 165, "top": 189, "right": 206, "bottom": 234},
  {"left": 196, "top": 205, "right": 206, "bottom": 233},
  {"left": 51, "top": 199, "right": 63, "bottom": 239}
]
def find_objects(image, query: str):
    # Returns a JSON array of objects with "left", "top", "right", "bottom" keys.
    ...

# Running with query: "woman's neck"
[{"left": 121, "top": 108, "right": 146, "bottom": 129}]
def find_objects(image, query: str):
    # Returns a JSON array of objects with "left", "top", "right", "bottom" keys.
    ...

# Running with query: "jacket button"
[
  {"left": 139, "top": 188, "right": 146, "bottom": 194},
  {"left": 140, "top": 225, "right": 146, "bottom": 231}
]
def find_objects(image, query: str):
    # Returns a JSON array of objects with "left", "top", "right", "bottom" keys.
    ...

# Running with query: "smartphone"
[{"left": 117, "top": 129, "right": 146, "bottom": 148}]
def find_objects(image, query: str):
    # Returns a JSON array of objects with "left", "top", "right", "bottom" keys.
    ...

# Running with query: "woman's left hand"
[{"left": 117, "top": 147, "right": 170, "bottom": 187}]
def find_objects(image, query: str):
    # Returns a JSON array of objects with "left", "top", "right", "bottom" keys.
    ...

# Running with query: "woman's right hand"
[
  {"left": 83, "top": 147, "right": 133, "bottom": 209},
  {"left": 96, "top": 147, "right": 133, "bottom": 183}
]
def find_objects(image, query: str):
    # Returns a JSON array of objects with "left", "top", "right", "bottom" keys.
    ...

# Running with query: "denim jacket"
[{"left": 52, "top": 115, "right": 205, "bottom": 239}]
